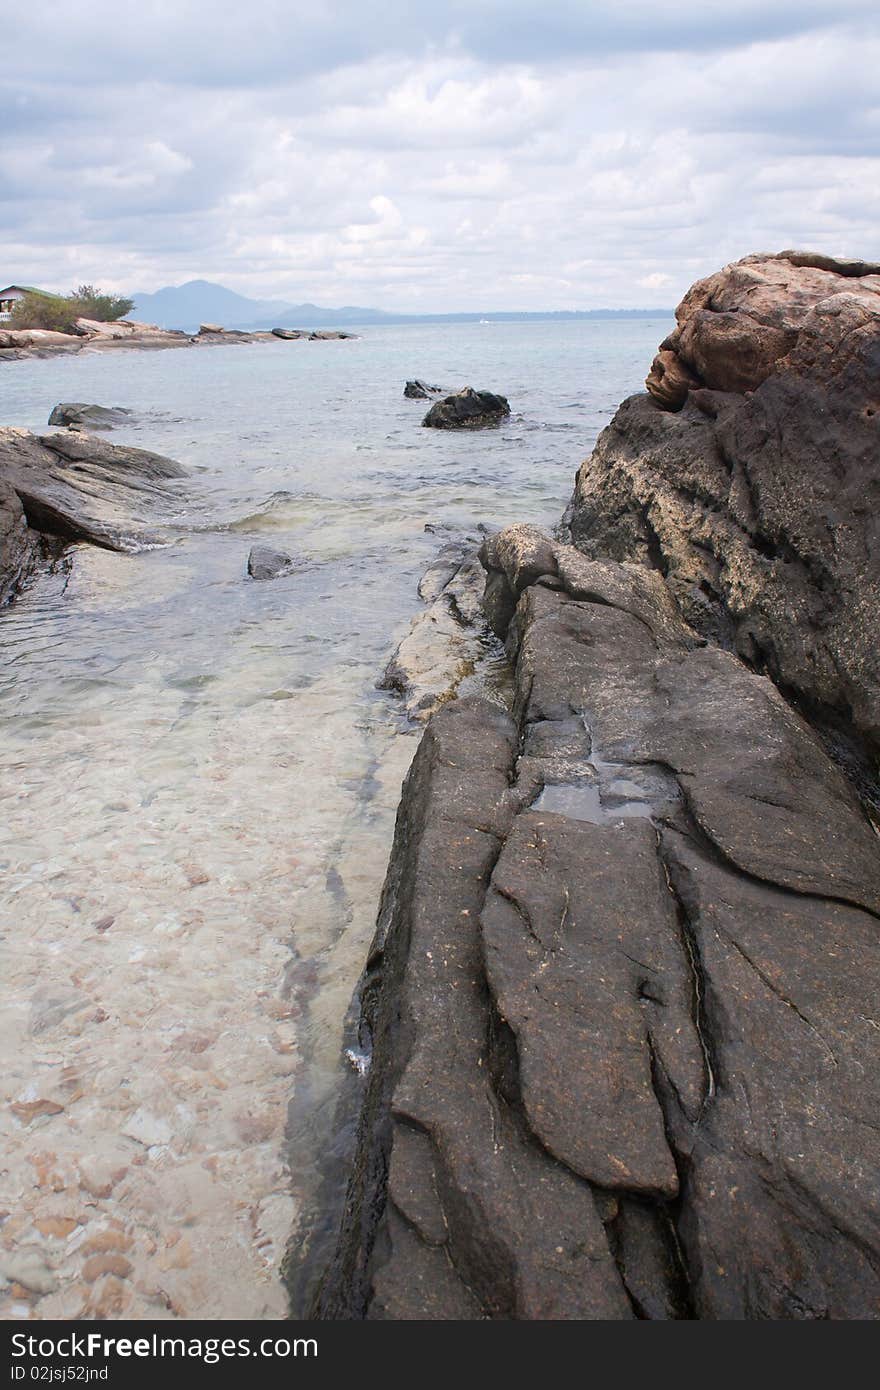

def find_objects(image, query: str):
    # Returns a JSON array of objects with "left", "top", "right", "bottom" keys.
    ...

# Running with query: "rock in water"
[
  {"left": 0, "top": 427, "right": 187, "bottom": 600},
  {"left": 0, "top": 479, "right": 37, "bottom": 605},
  {"left": 422, "top": 386, "right": 510, "bottom": 428},
  {"left": 246, "top": 545, "right": 301, "bottom": 580},
  {"left": 317, "top": 537, "right": 880, "bottom": 1320},
  {"left": 47, "top": 403, "right": 133, "bottom": 430},
  {"left": 312, "top": 251, "right": 880, "bottom": 1321},
  {"left": 403, "top": 379, "right": 443, "bottom": 399},
  {"left": 379, "top": 541, "right": 490, "bottom": 719}
]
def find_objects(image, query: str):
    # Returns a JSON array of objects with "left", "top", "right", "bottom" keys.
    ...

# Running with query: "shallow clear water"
[{"left": 0, "top": 318, "right": 670, "bottom": 1318}]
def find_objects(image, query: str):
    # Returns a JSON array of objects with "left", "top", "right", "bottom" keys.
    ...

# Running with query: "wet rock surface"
[
  {"left": 315, "top": 252, "right": 880, "bottom": 1320},
  {"left": 246, "top": 545, "right": 303, "bottom": 581},
  {"left": 0, "top": 427, "right": 187, "bottom": 599},
  {"left": 422, "top": 387, "right": 510, "bottom": 429}
]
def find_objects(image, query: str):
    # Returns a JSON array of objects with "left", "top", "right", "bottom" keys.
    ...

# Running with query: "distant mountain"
[
  {"left": 130, "top": 280, "right": 295, "bottom": 332},
  {"left": 130, "top": 279, "right": 672, "bottom": 332}
]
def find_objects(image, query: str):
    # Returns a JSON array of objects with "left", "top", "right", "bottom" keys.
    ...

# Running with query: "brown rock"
[
  {"left": 35, "top": 1215, "right": 78, "bottom": 1239},
  {"left": 82, "top": 1230, "right": 133, "bottom": 1254},
  {"left": 645, "top": 249, "right": 880, "bottom": 406},
  {"left": 10, "top": 1099, "right": 64, "bottom": 1123},
  {"left": 82, "top": 1253, "right": 133, "bottom": 1282}
]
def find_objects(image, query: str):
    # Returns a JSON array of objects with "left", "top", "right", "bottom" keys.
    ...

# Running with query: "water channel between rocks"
[{"left": 0, "top": 319, "right": 668, "bottom": 1318}]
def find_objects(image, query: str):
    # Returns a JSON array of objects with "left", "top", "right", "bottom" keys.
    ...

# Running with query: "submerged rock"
[
  {"left": 246, "top": 545, "right": 301, "bottom": 580},
  {"left": 422, "top": 386, "right": 510, "bottom": 428},
  {"left": 47, "top": 403, "right": 133, "bottom": 430}
]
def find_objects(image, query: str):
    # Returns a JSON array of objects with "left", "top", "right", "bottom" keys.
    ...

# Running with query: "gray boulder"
[
  {"left": 0, "top": 426, "right": 187, "bottom": 602},
  {"left": 246, "top": 545, "right": 301, "bottom": 580},
  {"left": 422, "top": 386, "right": 510, "bottom": 428},
  {"left": 47, "top": 403, "right": 132, "bottom": 430}
]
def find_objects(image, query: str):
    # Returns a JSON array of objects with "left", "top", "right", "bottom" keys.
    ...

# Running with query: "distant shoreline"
[
  {"left": 165, "top": 309, "right": 675, "bottom": 333},
  {"left": 0, "top": 321, "right": 358, "bottom": 363}
]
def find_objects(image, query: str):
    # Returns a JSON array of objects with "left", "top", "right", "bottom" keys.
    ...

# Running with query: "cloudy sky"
[{"left": 2, "top": 2, "right": 878, "bottom": 310}]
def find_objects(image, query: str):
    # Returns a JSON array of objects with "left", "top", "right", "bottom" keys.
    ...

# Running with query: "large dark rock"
[
  {"left": 422, "top": 387, "right": 510, "bottom": 429},
  {"left": 0, "top": 427, "right": 187, "bottom": 600},
  {"left": 311, "top": 251, "right": 880, "bottom": 1322},
  {"left": 567, "top": 252, "right": 880, "bottom": 761},
  {"left": 315, "top": 531, "right": 880, "bottom": 1319},
  {"left": 47, "top": 402, "right": 132, "bottom": 430}
]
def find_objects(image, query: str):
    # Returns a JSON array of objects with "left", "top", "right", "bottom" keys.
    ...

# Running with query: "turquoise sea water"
[{"left": 0, "top": 318, "right": 671, "bottom": 1316}]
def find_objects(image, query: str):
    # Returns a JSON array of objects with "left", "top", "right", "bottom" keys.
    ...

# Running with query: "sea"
[{"left": 0, "top": 317, "right": 671, "bottom": 1318}]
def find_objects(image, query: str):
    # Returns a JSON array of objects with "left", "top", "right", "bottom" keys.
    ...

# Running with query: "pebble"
[
  {"left": 0, "top": 1251, "right": 58, "bottom": 1295},
  {"left": 121, "top": 1108, "right": 173, "bottom": 1148}
]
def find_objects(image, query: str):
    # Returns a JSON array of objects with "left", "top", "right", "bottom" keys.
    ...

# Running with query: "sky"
[{"left": 1, "top": 1, "right": 879, "bottom": 311}]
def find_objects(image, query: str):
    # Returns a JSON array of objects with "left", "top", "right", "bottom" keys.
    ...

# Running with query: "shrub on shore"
[
  {"left": 69, "top": 285, "right": 135, "bottom": 322},
  {"left": 10, "top": 285, "right": 135, "bottom": 332},
  {"left": 10, "top": 291, "right": 79, "bottom": 333}
]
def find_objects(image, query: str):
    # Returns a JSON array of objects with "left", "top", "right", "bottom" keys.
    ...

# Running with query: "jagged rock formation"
[
  {"left": 317, "top": 527, "right": 880, "bottom": 1320},
  {"left": 568, "top": 250, "right": 880, "bottom": 764},
  {"left": 314, "top": 252, "right": 880, "bottom": 1320},
  {"left": 0, "top": 427, "right": 186, "bottom": 602}
]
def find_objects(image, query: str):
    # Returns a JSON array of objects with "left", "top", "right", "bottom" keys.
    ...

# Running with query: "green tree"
[{"left": 69, "top": 285, "right": 135, "bottom": 322}]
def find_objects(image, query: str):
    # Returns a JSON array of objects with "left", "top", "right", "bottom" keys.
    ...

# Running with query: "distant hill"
[
  {"left": 131, "top": 280, "right": 295, "bottom": 332},
  {"left": 130, "top": 279, "right": 671, "bottom": 332}
]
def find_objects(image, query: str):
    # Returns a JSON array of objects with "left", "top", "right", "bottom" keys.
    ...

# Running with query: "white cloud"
[{"left": 0, "top": 5, "right": 878, "bottom": 309}]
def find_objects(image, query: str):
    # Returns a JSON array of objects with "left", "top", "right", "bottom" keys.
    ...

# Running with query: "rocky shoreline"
[
  {"left": 0, "top": 318, "right": 357, "bottom": 363},
  {"left": 310, "top": 251, "right": 880, "bottom": 1319}
]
